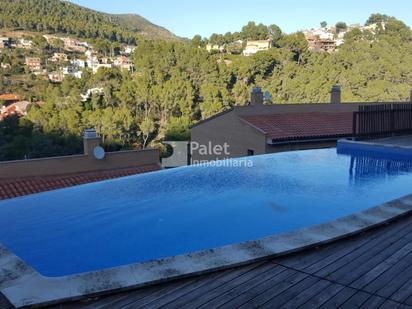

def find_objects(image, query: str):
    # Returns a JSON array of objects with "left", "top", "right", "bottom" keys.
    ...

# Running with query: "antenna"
[{"left": 93, "top": 146, "right": 105, "bottom": 160}]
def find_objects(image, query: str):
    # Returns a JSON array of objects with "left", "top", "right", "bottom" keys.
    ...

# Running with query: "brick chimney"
[
  {"left": 251, "top": 87, "right": 263, "bottom": 105},
  {"left": 83, "top": 129, "right": 101, "bottom": 156},
  {"left": 330, "top": 85, "right": 341, "bottom": 104}
]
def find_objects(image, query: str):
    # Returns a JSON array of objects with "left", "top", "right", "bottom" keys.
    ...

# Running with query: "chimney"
[
  {"left": 250, "top": 87, "right": 263, "bottom": 105},
  {"left": 83, "top": 129, "right": 101, "bottom": 156},
  {"left": 330, "top": 84, "right": 341, "bottom": 104}
]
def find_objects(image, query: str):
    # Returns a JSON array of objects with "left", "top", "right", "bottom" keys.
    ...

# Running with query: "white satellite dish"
[{"left": 93, "top": 146, "right": 105, "bottom": 160}]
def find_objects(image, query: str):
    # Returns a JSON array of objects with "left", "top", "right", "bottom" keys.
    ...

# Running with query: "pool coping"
[{"left": 1, "top": 194, "right": 412, "bottom": 308}]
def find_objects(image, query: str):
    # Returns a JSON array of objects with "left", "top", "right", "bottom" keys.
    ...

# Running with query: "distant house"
[
  {"left": 15, "top": 38, "right": 33, "bottom": 49},
  {"left": 48, "top": 72, "right": 64, "bottom": 83},
  {"left": 113, "top": 56, "right": 134, "bottom": 71},
  {"left": 123, "top": 45, "right": 136, "bottom": 55},
  {"left": 62, "top": 66, "right": 83, "bottom": 79},
  {"left": 63, "top": 38, "right": 87, "bottom": 52},
  {"left": 92, "top": 63, "right": 112, "bottom": 74},
  {"left": 0, "top": 63, "right": 11, "bottom": 69},
  {"left": 70, "top": 59, "right": 86, "bottom": 68},
  {"left": 0, "top": 93, "right": 21, "bottom": 105},
  {"left": 242, "top": 39, "right": 272, "bottom": 56},
  {"left": 25, "top": 57, "right": 42, "bottom": 72},
  {"left": 206, "top": 44, "right": 225, "bottom": 53},
  {"left": 305, "top": 34, "right": 336, "bottom": 52},
  {"left": 51, "top": 53, "right": 68, "bottom": 62},
  {"left": 0, "top": 37, "right": 10, "bottom": 49},
  {"left": 0, "top": 101, "right": 31, "bottom": 120},
  {"left": 313, "top": 38, "right": 336, "bottom": 52},
  {"left": 80, "top": 88, "right": 104, "bottom": 101},
  {"left": 191, "top": 87, "right": 363, "bottom": 162}
]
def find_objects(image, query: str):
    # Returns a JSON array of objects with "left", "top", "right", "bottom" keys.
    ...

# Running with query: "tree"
[
  {"left": 320, "top": 21, "right": 328, "bottom": 28},
  {"left": 139, "top": 118, "right": 155, "bottom": 148},
  {"left": 366, "top": 13, "right": 394, "bottom": 26},
  {"left": 191, "top": 35, "right": 202, "bottom": 47},
  {"left": 335, "top": 22, "right": 348, "bottom": 33},
  {"left": 268, "top": 24, "right": 283, "bottom": 42}
]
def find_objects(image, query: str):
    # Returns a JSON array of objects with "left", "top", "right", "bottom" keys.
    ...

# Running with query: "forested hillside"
[
  {"left": 1, "top": 13, "right": 412, "bottom": 161},
  {"left": 0, "top": 0, "right": 176, "bottom": 42}
]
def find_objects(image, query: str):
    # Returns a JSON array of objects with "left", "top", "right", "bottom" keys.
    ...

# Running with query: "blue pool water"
[{"left": 1, "top": 148, "right": 412, "bottom": 277}]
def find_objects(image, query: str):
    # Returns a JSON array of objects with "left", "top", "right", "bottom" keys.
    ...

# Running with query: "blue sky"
[{"left": 68, "top": 0, "right": 412, "bottom": 38}]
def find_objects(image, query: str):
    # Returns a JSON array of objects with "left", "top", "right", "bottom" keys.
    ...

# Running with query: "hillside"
[
  {"left": 0, "top": 0, "right": 176, "bottom": 43},
  {"left": 110, "top": 14, "right": 176, "bottom": 40}
]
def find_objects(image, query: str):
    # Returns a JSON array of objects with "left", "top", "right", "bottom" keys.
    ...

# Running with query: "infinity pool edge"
[{"left": 1, "top": 194, "right": 412, "bottom": 308}]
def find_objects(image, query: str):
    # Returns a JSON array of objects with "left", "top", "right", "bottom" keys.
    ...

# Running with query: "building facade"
[{"left": 190, "top": 87, "right": 406, "bottom": 162}]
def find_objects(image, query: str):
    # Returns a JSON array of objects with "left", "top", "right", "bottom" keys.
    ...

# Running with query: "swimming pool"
[{"left": 1, "top": 148, "right": 412, "bottom": 277}]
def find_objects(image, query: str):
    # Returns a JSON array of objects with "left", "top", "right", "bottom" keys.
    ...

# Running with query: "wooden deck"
[{"left": 3, "top": 214, "right": 412, "bottom": 308}]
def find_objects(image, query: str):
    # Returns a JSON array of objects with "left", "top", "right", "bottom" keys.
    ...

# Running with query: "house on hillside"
[
  {"left": 51, "top": 53, "right": 68, "bottom": 62},
  {"left": 242, "top": 39, "right": 272, "bottom": 56},
  {"left": 206, "top": 44, "right": 225, "bottom": 53},
  {"left": 0, "top": 93, "right": 21, "bottom": 105},
  {"left": 63, "top": 38, "right": 87, "bottom": 52},
  {"left": 14, "top": 38, "right": 33, "bottom": 49},
  {"left": 191, "top": 86, "right": 376, "bottom": 162},
  {"left": 48, "top": 72, "right": 64, "bottom": 83},
  {"left": 0, "top": 101, "right": 31, "bottom": 120},
  {"left": 25, "top": 57, "right": 42, "bottom": 73},
  {"left": 113, "top": 56, "right": 134, "bottom": 71},
  {"left": 0, "top": 37, "right": 10, "bottom": 49},
  {"left": 0, "top": 63, "right": 11, "bottom": 70}
]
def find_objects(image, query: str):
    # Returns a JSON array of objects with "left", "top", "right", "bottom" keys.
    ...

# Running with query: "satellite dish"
[{"left": 93, "top": 146, "right": 105, "bottom": 160}]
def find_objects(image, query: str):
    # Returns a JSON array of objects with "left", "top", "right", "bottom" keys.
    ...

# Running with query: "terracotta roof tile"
[
  {"left": 241, "top": 112, "right": 353, "bottom": 142},
  {"left": 0, "top": 164, "right": 161, "bottom": 201}
]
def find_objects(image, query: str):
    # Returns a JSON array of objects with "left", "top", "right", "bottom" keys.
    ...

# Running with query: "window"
[{"left": 247, "top": 149, "right": 254, "bottom": 156}]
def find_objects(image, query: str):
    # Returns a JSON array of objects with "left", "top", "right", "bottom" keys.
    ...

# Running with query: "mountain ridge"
[{"left": 0, "top": 0, "right": 177, "bottom": 42}]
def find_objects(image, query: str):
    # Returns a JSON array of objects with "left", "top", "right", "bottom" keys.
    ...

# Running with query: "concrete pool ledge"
[{"left": 2, "top": 195, "right": 412, "bottom": 308}]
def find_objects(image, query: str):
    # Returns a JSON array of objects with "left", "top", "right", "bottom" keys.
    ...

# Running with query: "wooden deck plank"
[
  {"left": 296, "top": 282, "right": 345, "bottom": 308},
  {"left": 289, "top": 217, "right": 412, "bottom": 277},
  {"left": 260, "top": 276, "right": 321, "bottom": 308},
  {"left": 349, "top": 243, "right": 412, "bottom": 290},
  {"left": 237, "top": 271, "right": 309, "bottom": 308},
  {"left": 196, "top": 265, "right": 287, "bottom": 308},
  {"left": 339, "top": 290, "right": 371, "bottom": 308},
  {"left": 328, "top": 235, "right": 412, "bottom": 286},
  {"left": 314, "top": 221, "right": 412, "bottom": 280},
  {"left": 357, "top": 251, "right": 412, "bottom": 296},
  {"left": 318, "top": 287, "right": 358, "bottom": 308},
  {"left": 358, "top": 294, "right": 388, "bottom": 308},
  {"left": 216, "top": 267, "right": 299, "bottom": 308},
  {"left": 275, "top": 218, "right": 403, "bottom": 271},
  {"left": 390, "top": 276, "right": 412, "bottom": 304},
  {"left": 274, "top": 278, "right": 331, "bottom": 308},
  {"left": 176, "top": 262, "right": 276, "bottom": 308}
]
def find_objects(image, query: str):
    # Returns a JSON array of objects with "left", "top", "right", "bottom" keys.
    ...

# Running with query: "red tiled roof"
[
  {"left": 241, "top": 112, "right": 353, "bottom": 142},
  {"left": 0, "top": 164, "right": 161, "bottom": 200},
  {"left": 0, "top": 94, "right": 21, "bottom": 102}
]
